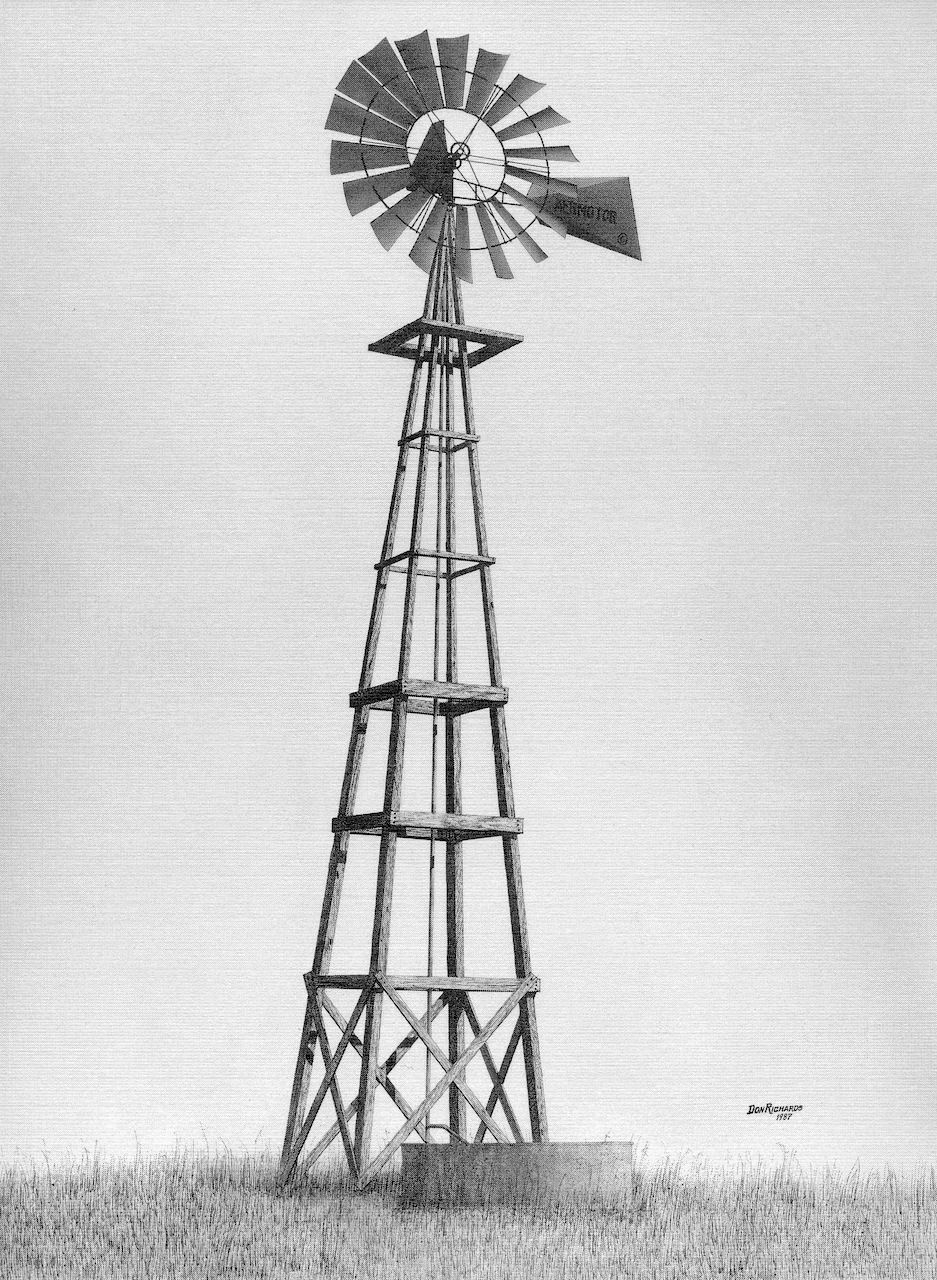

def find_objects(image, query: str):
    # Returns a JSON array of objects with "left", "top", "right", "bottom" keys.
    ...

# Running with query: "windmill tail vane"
[{"left": 279, "top": 33, "right": 640, "bottom": 1192}]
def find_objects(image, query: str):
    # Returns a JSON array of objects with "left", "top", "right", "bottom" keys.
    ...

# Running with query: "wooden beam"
[
  {"left": 473, "top": 1016, "right": 523, "bottom": 1143},
  {"left": 332, "top": 811, "right": 523, "bottom": 838},
  {"left": 280, "top": 986, "right": 370, "bottom": 1183},
  {"left": 307, "top": 973, "right": 537, "bottom": 993},
  {"left": 444, "top": 315, "right": 467, "bottom": 1139},
  {"left": 359, "top": 978, "right": 533, "bottom": 1186},
  {"left": 462, "top": 996, "right": 525, "bottom": 1143},
  {"left": 355, "top": 267, "right": 444, "bottom": 1175},
  {"left": 308, "top": 997, "right": 358, "bottom": 1178},
  {"left": 378, "top": 978, "right": 511, "bottom": 1145},
  {"left": 375, "top": 548, "right": 494, "bottom": 570},
  {"left": 350, "top": 678, "right": 507, "bottom": 710}
]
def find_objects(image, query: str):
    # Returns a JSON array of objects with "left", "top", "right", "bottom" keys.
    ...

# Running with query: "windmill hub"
[{"left": 406, "top": 109, "right": 506, "bottom": 207}]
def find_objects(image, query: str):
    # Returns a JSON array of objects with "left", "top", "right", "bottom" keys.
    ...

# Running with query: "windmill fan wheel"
[{"left": 325, "top": 31, "right": 580, "bottom": 282}]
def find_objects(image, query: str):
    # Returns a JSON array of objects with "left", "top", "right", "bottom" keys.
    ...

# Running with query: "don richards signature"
[{"left": 747, "top": 1103, "right": 804, "bottom": 1122}]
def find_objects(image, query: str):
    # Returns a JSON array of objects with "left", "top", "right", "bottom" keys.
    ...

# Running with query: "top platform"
[{"left": 369, "top": 317, "right": 523, "bottom": 368}]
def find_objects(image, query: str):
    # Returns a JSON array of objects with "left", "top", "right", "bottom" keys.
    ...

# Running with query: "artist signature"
[{"left": 747, "top": 1103, "right": 803, "bottom": 1122}]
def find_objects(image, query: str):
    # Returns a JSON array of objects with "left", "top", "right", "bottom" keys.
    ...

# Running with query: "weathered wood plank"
[
  {"left": 378, "top": 978, "right": 511, "bottom": 1145},
  {"left": 307, "top": 973, "right": 535, "bottom": 993},
  {"left": 350, "top": 679, "right": 507, "bottom": 709},
  {"left": 332, "top": 811, "right": 523, "bottom": 838},
  {"left": 359, "top": 979, "right": 533, "bottom": 1186}
]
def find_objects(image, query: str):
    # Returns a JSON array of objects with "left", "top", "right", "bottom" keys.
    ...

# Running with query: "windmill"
[{"left": 279, "top": 31, "right": 640, "bottom": 1193}]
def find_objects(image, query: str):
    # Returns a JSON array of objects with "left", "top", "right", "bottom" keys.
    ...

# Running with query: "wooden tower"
[{"left": 279, "top": 211, "right": 548, "bottom": 1189}]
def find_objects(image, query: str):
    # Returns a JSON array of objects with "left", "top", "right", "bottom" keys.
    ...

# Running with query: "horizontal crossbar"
[
  {"left": 375, "top": 548, "right": 495, "bottom": 571},
  {"left": 350, "top": 679, "right": 508, "bottom": 715},
  {"left": 305, "top": 973, "right": 538, "bottom": 993},
  {"left": 398, "top": 428, "right": 479, "bottom": 446},
  {"left": 332, "top": 810, "right": 523, "bottom": 839}
]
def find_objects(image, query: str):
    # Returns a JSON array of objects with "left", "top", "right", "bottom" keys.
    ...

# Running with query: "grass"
[{"left": 1, "top": 1146, "right": 934, "bottom": 1279}]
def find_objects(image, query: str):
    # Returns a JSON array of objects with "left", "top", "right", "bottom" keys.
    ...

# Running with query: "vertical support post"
[
  {"left": 354, "top": 255, "right": 446, "bottom": 1178},
  {"left": 281, "top": 243, "right": 446, "bottom": 1180},
  {"left": 451, "top": 262, "right": 549, "bottom": 1143},
  {"left": 441, "top": 230, "right": 467, "bottom": 1141}
]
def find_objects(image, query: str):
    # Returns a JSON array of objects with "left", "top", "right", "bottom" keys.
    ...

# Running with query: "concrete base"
[{"left": 398, "top": 1142, "right": 633, "bottom": 1210}]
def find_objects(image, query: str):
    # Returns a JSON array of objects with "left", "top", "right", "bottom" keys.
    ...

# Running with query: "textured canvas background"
[{"left": 2, "top": 1, "right": 935, "bottom": 1168}]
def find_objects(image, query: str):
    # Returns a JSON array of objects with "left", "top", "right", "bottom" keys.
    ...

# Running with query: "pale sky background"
[{"left": 2, "top": 1, "right": 936, "bottom": 1171}]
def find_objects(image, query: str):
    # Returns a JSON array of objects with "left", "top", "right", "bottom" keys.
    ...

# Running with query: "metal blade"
[
  {"left": 490, "top": 197, "right": 548, "bottom": 264},
  {"left": 336, "top": 61, "right": 417, "bottom": 128},
  {"left": 326, "top": 95, "right": 409, "bottom": 147},
  {"left": 395, "top": 30, "right": 444, "bottom": 111},
  {"left": 495, "top": 106, "right": 570, "bottom": 144},
  {"left": 344, "top": 167, "right": 413, "bottom": 216},
  {"left": 358, "top": 37, "right": 425, "bottom": 117},
  {"left": 503, "top": 144, "right": 579, "bottom": 164},
  {"left": 504, "top": 164, "right": 578, "bottom": 197},
  {"left": 500, "top": 181, "right": 567, "bottom": 236},
  {"left": 464, "top": 49, "right": 510, "bottom": 117},
  {"left": 371, "top": 188, "right": 430, "bottom": 251},
  {"left": 454, "top": 205, "right": 473, "bottom": 283},
  {"left": 436, "top": 35, "right": 470, "bottom": 108},
  {"left": 481, "top": 74, "right": 545, "bottom": 127},
  {"left": 330, "top": 140, "right": 409, "bottom": 176},
  {"left": 474, "top": 202, "right": 513, "bottom": 280},
  {"left": 409, "top": 197, "right": 448, "bottom": 274}
]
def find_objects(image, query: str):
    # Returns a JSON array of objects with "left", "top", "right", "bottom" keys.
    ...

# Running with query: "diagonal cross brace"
[
  {"left": 473, "top": 1014, "right": 523, "bottom": 1143},
  {"left": 461, "top": 995, "right": 525, "bottom": 1142},
  {"left": 308, "top": 997, "right": 358, "bottom": 1179},
  {"left": 359, "top": 977, "right": 533, "bottom": 1186},
  {"left": 379, "top": 978, "right": 510, "bottom": 1145},
  {"left": 290, "top": 992, "right": 448, "bottom": 1175},
  {"left": 280, "top": 985, "right": 370, "bottom": 1182}
]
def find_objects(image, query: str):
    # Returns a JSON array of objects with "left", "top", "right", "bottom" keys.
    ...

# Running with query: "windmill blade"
[
  {"left": 330, "top": 140, "right": 410, "bottom": 176},
  {"left": 503, "top": 144, "right": 579, "bottom": 164},
  {"left": 437, "top": 34, "right": 470, "bottom": 108},
  {"left": 326, "top": 95, "right": 409, "bottom": 147},
  {"left": 336, "top": 61, "right": 417, "bottom": 129},
  {"left": 481, "top": 74, "right": 545, "bottom": 128},
  {"left": 464, "top": 49, "right": 510, "bottom": 117},
  {"left": 454, "top": 205, "right": 473, "bottom": 283},
  {"left": 358, "top": 37, "right": 426, "bottom": 118},
  {"left": 396, "top": 30, "right": 445, "bottom": 111},
  {"left": 474, "top": 202, "right": 513, "bottom": 280},
  {"left": 409, "top": 196, "right": 448, "bottom": 273},
  {"left": 500, "top": 181, "right": 567, "bottom": 236},
  {"left": 504, "top": 164, "right": 578, "bottom": 198},
  {"left": 495, "top": 106, "right": 570, "bottom": 144},
  {"left": 490, "top": 197, "right": 548, "bottom": 264},
  {"left": 371, "top": 187, "right": 430, "bottom": 251},
  {"left": 343, "top": 167, "right": 413, "bottom": 216}
]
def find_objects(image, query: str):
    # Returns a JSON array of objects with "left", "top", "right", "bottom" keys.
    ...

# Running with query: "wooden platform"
[{"left": 332, "top": 811, "right": 523, "bottom": 840}]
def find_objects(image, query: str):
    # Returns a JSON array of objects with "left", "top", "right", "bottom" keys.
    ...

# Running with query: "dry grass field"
[{"left": 2, "top": 1146, "right": 934, "bottom": 1279}]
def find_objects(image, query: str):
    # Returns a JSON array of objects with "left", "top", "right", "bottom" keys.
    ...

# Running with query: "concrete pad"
[{"left": 398, "top": 1141, "right": 633, "bottom": 1210}]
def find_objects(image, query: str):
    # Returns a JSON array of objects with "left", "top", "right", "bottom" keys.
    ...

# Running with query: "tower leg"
[
  {"left": 444, "top": 365, "right": 466, "bottom": 1139},
  {"left": 356, "top": 330, "right": 441, "bottom": 1182}
]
